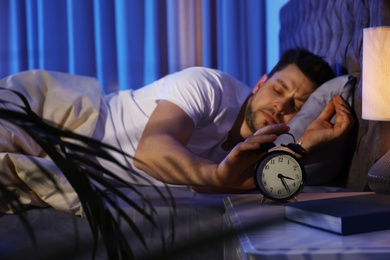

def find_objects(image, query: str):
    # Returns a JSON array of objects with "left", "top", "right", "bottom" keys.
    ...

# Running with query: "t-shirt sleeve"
[{"left": 157, "top": 67, "right": 223, "bottom": 127}]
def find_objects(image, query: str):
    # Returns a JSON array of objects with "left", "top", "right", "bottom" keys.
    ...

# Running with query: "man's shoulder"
[
  {"left": 179, "top": 66, "right": 225, "bottom": 77},
  {"left": 177, "top": 67, "right": 244, "bottom": 86},
  {"left": 164, "top": 66, "right": 250, "bottom": 97}
]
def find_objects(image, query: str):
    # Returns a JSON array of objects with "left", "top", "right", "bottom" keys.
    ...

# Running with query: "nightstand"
[{"left": 223, "top": 192, "right": 390, "bottom": 259}]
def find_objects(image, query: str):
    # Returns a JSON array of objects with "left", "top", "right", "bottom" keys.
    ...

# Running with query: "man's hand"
[
  {"left": 212, "top": 123, "right": 290, "bottom": 190},
  {"left": 299, "top": 95, "right": 354, "bottom": 153}
]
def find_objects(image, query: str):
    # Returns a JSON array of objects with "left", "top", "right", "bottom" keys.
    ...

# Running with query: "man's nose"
[{"left": 274, "top": 98, "right": 294, "bottom": 115}]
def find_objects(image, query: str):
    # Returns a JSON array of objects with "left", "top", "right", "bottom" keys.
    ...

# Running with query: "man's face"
[{"left": 244, "top": 64, "right": 316, "bottom": 134}]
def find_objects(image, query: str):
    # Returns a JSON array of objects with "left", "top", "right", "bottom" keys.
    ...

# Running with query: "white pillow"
[{"left": 274, "top": 75, "right": 355, "bottom": 185}]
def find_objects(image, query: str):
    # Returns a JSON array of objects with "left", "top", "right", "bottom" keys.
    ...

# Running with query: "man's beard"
[
  {"left": 245, "top": 103, "right": 276, "bottom": 133},
  {"left": 245, "top": 105, "right": 258, "bottom": 134}
]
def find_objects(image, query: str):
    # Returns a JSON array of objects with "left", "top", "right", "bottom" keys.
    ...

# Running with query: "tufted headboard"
[{"left": 279, "top": 0, "right": 390, "bottom": 191}]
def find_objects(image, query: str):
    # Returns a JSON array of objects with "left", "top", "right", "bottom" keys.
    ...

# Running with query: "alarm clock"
[{"left": 254, "top": 140, "right": 306, "bottom": 203}]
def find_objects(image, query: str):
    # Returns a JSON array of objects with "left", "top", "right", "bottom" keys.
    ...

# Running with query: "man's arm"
[
  {"left": 134, "top": 100, "right": 288, "bottom": 190},
  {"left": 134, "top": 99, "right": 219, "bottom": 186}
]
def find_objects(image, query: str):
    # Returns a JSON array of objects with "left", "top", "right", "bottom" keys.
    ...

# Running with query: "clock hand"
[
  {"left": 278, "top": 174, "right": 291, "bottom": 193},
  {"left": 278, "top": 174, "right": 294, "bottom": 180}
]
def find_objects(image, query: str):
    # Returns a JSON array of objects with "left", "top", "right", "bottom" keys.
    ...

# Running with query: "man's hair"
[{"left": 268, "top": 48, "right": 335, "bottom": 88}]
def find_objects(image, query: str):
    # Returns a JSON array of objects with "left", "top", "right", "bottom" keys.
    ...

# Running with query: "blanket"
[{"left": 0, "top": 70, "right": 104, "bottom": 215}]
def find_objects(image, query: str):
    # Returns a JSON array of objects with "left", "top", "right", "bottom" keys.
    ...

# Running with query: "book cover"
[{"left": 284, "top": 193, "right": 390, "bottom": 235}]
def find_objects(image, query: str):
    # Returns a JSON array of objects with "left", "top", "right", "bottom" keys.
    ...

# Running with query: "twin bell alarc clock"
[{"left": 254, "top": 133, "right": 306, "bottom": 203}]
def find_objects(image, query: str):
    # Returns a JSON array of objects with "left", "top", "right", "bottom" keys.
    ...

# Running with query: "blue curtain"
[{"left": 0, "top": 0, "right": 267, "bottom": 93}]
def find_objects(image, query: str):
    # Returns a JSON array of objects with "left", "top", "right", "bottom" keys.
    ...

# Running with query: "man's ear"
[{"left": 252, "top": 74, "right": 268, "bottom": 94}]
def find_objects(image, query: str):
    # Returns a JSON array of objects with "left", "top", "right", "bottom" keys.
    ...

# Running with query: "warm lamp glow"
[
  {"left": 363, "top": 27, "right": 390, "bottom": 194},
  {"left": 362, "top": 27, "right": 390, "bottom": 121}
]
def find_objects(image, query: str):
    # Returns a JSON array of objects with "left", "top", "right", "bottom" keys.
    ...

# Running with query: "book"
[{"left": 284, "top": 193, "right": 390, "bottom": 235}]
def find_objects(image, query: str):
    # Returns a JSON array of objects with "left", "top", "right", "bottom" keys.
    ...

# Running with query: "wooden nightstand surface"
[{"left": 223, "top": 192, "right": 390, "bottom": 260}]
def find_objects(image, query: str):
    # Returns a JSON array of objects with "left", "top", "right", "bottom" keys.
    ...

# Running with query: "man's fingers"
[
  {"left": 317, "top": 99, "right": 336, "bottom": 122},
  {"left": 253, "top": 123, "right": 290, "bottom": 136},
  {"left": 334, "top": 96, "right": 354, "bottom": 127},
  {"left": 232, "top": 136, "right": 275, "bottom": 155},
  {"left": 333, "top": 95, "right": 351, "bottom": 111}
]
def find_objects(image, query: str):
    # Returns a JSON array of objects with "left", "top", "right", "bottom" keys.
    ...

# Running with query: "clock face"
[{"left": 254, "top": 151, "right": 305, "bottom": 201}]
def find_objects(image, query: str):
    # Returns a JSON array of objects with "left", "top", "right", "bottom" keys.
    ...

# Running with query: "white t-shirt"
[{"left": 97, "top": 67, "right": 252, "bottom": 186}]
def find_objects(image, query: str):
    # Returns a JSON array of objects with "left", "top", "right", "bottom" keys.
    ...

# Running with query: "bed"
[{"left": 1, "top": 0, "right": 390, "bottom": 259}]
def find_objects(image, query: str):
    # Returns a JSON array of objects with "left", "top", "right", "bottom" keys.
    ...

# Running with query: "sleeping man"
[{"left": 0, "top": 48, "right": 354, "bottom": 212}]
